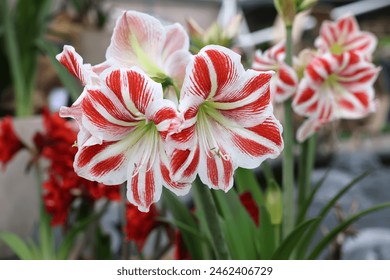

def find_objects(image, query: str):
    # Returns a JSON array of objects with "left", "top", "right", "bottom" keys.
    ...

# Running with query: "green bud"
[
  {"left": 265, "top": 180, "right": 283, "bottom": 225},
  {"left": 274, "top": 0, "right": 297, "bottom": 27},
  {"left": 297, "top": 0, "right": 318, "bottom": 12}
]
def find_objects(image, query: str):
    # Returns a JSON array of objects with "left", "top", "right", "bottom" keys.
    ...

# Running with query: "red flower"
[
  {"left": 84, "top": 181, "right": 121, "bottom": 202},
  {"left": 43, "top": 174, "right": 74, "bottom": 226},
  {"left": 125, "top": 203, "right": 159, "bottom": 250},
  {"left": 239, "top": 192, "right": 260, "bottom": 226},
  {"left": 0, "top": 116, "right": 24, "bottom": 169}
]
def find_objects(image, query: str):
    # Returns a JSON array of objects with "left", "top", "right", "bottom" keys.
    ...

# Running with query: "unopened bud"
[
  {"left": 274, "top": 0, "right": 296, "bottom": 27},
  {"left": 265, "top": 180, "right": 283, "bottom": 225}
]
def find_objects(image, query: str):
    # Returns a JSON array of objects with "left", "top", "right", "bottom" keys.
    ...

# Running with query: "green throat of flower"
[
  {"left": 330, "top": 43, "right": 344, "bottom": 55},
  {"left": 197, "top": 101, "right": 230, "bottom": 161}
]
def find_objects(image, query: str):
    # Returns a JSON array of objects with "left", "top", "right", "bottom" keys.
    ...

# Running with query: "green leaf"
[
  {"left": 257, "top": 206, "right": 276, "bottom": 259},
  {"left": 296, "top": 171, "right": 369, "bottom": 259},
  {"left": 192, "top": 180, "right": 230, "bottom": 259},
  {"left": 296, "top": 168, "right": 331, "bottom": 225},
  {"left": 265, "top": 180, "right": 283, "bottom": 225},
  {"left": 0, "top": 232, "right": 33, "bottom": 260},
  {"left": 26, "top": 239, "right": 43, "bottom": 260},
  {"left": 39, "top": 210, "right": 55, "bottom": 259},
  {"left": 271, "top": 218, "right": 319, "bottom": 260},
  {"left": 95, "top": 226, "right": 113, "bottom": 260},
  {"left": 163, "top": 189, "right": 205, "bottom": 259},
  {"left": 57, "top": 204, "right": 108, "bottom": 260},
  {"left": 307, "top": 202, "right": 390, "bottom": 259},
  {"left": 36, "top": 39, "right": 81, "bottom": 102},
  {"left": 212, "top": 189, "right": 258, "bottom": 259},
  {"left": 235, "top": 168, "right": 264, "bottom": 207}
]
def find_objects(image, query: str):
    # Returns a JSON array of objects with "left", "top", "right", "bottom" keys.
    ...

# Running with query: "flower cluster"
[
  {"left": 253, "top": 15, "right": 380, "bottom": 142},
  {"left": 58, "top": 11, "right": 284, "bottom": 212}
]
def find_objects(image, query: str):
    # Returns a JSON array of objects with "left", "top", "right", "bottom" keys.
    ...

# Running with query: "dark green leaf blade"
[
  {"left": 163, "top": 189, "right": 205, "bottom": 259},
  {"left": 271, "top": 218, "right": 319, "bottom": 260},
  {"left": 307, "top": 202, "right": 390, "bottom": 260}
]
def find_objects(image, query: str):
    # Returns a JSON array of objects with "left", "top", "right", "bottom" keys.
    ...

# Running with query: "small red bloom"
[
  {"left": 239, "top": 192, "right": 260, "bottom": 226},
  {"left": 125, "top": 203, "right": 159, "bottom": 251},
  {"left": 0, "top": 117, "right": 24, "bottom": 169},
  {"left": 43, "top": 174, "right": 74, "bottom": 226}
]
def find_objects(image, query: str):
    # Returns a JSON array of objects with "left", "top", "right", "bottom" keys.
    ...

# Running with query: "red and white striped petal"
[
  {"left": 296, "top": 117, "right": 324, "bottom": 143},
  {"left": 315, "top": 15, "right": 377, "bottom": 58},
  {"left": 221, "top": 115, "right": 284, "bottom": 169},
  {"left": 179, "top": 46, "right": 275, "bottom": 128},
  {"left": 252, "top": 41, "right": 286, "bottom": 70},
  {"left": 56, "top": 45, "right": 91, "bottom": 86},
  {"left": 74, "top": 141, "right": 129, "bottom": 185},
  {"left": 80, "top": 68, "right": 164, "bottom": 142},
  {"left": 272, "top": 63, "right": 298, "bottom": 103},
  {"left": 56, "top": 45, "right": 102, "bottom": 89},
  {"left": 106, "top": 11, "right": 165, "bottom": 69},
  {"left": 197, "top": 145, "right": 234, "bottom": 192},
  {"left": 253, "top": 42, "right": 297, "bottom": 103}
]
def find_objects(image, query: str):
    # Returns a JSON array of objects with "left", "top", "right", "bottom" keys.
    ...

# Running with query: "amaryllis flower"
[
  {"left": 315, "top": 14, "right": 377, "bottom": 58},
  {"left": 106, "top": 11, "right": 191, "bottom": 90},
  {"left": 0, "top": 117, "right": 24, "bottom": 169},
  {"left": 170, "top": 45, "right": 284, "bottom": 191},
  {"left": 67, "top": 67, "right": 191, "bottom": 212},
  {"left": 125, "top": 203, "right": 159, "bottom": 250},
  {"left": 252, "top": 41, "right": 298, "bottom": 103},
  {"left": 293, "top": 51, "right": 380, "bottom": 142}
]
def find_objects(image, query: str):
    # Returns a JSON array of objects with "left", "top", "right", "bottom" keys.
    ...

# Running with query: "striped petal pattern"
[
  {"left": 252, "top": 41, "right": 298, "bottom": 103},
  {"left": 293, "top": 51, "right": 380, "bottom": 142},
  {"left": 65, "top": 68, "right": 190, "bottom": 212},
  {"left": 315, "top": 14, "right": 377, "bottom": 59},
  {"left": 170, "top": 45, "right": 284, "bottom": 191}
]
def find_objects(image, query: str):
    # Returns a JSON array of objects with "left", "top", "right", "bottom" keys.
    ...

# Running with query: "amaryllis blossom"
[
  {"left": 170, "top": 45, "right": 284, "bottom": 191},
  {"left": 315, "top": 14, "right": 377, "bottom": 58},
  {"left": 106, "top": 10, "right": 191, "bottom": 90},
  {"left": 68, "top": 67, "right": 191, "bottom": 212},
  {"left": 0, "top": 117, "right": 24, "bottom": 169},
  {"left": 252, "top": 41, "right": 298, "bottom": 103},
  {"left": 293, "top": 51, "right": 380, "bottom": 142}
]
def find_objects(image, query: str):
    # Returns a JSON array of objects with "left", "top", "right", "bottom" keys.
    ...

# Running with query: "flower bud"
[
  {"left": 265, "top": 180, "right": 283, "bottom": 225},
  {"left": 274, "top": 0, "right": 296, "bottom": 27},
  {"left": 297, "top": 0, "right": 318, "bottom": 12}
]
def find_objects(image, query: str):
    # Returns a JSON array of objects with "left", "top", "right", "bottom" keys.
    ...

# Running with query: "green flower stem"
[
  {"left": 282, "top": 25, "right": 295, "bottom": 238},
  {"left": 121, "top": 185, "right": 130, "bottom": 260},
  {"left": 193, "top": 178, "right": 230, "bottom": 259},
  {"left": 1, "top": 1, "right": 31, "bottom": 117},
  {"left": 297, "top": 134, "right": 317, "bottom": 221}
]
